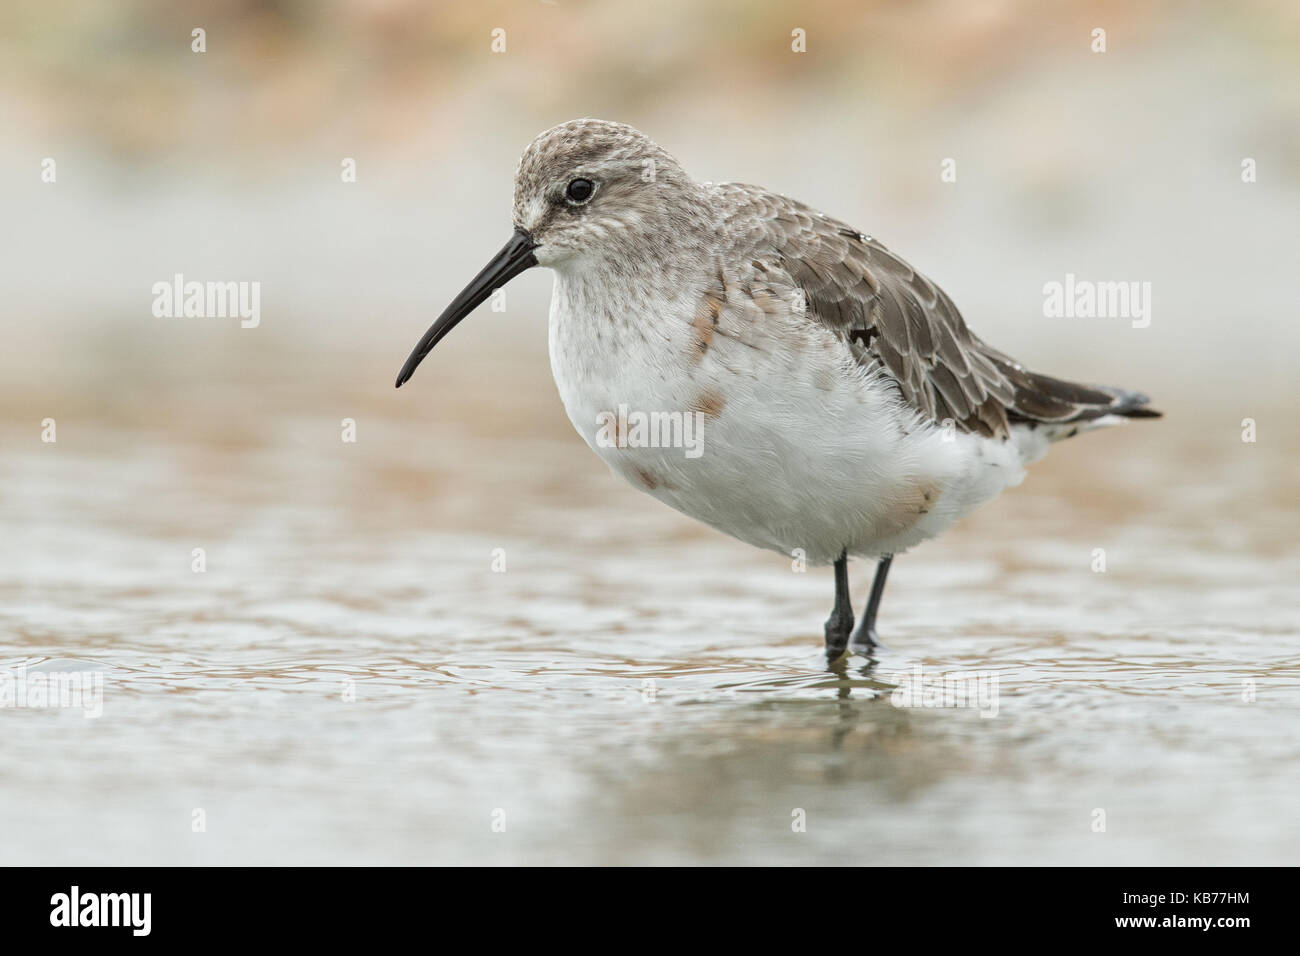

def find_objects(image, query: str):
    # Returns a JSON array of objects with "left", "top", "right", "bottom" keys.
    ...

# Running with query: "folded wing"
[{"left": 716, "top": 183, "right": 1159, "bottom": 439}]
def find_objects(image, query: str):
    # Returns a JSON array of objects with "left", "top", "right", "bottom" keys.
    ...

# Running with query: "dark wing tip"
[
  {"left": 1106, "top": 388, "right": 1161, "bottom": 419},
  {"left": 1120, "top": 405, "right": 1162, "bottom": 419}
]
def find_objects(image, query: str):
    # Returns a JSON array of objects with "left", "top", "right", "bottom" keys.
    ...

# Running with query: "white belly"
[{"left": 546, "top": 274, "right": 1033, "bottom": 566}]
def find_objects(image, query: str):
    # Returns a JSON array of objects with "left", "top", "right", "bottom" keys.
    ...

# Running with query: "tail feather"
[
  {"left": 1094, "top": 386, "right": 1162, "bottom": 420},
  {"left": 1035, "top": 376, "right": 1163, "bottom": 424},
  {"left": 979, "top": 350, "right": 1161, "bottom": 439}
]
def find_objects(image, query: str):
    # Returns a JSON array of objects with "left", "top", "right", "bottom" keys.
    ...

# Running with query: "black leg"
[
  {"left": 851, "top": 554, "right": 892, "bottom": 651},
  {"left": 823, "top": 550, "right": 854, "bottom": 659}
]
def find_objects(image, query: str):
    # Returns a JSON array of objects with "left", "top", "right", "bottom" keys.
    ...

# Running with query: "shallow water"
[{"left": 2, "top": 355, "right": 1297, "bottom": 865}]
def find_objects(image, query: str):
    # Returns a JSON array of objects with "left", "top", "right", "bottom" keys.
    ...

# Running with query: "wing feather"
[
  {"left": 712, "top": 183, "right": 1153, "bottom": 438},
  {"left": 717, "top": 183, "right": 1013, "bottom": 437}
]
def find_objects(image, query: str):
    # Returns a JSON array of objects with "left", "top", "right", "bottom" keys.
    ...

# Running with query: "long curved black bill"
[{"left": 395, "top": 228, "right": 538, "bottom": 387}]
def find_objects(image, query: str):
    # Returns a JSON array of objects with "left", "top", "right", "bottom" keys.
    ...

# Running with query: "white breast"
[{"left": 546, "top": 271, "right": 1031, "bottom": 566}]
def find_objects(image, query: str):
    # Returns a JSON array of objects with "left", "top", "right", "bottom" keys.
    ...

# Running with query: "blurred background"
[
  {"left": 4, "top": 0, "right": 1299, "bottom": 405},
  {"left": 1, "top": 0, "right": 1297, "bottom": 865}
]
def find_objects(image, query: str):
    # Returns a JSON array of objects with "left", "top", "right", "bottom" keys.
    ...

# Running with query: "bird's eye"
[{"left": 565, "top": 178, "right": 595, "bottom": 204}]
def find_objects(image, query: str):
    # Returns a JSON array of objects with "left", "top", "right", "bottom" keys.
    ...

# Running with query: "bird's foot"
[
  {"left": 823, "top": 609, "right": 854, "bottom": 660},
  {"left": 850, "top": 627, "right": 883, "bottom": 653}
]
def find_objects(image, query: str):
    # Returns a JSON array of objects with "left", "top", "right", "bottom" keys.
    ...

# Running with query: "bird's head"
[
  {"left": 511, "top": 118, "right": 699, "bottom": 269},
  {"left": 395, "top": 119, "right": 706, "bottom": 388}
]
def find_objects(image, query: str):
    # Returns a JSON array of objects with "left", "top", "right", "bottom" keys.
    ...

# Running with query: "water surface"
[{"left": 2, "top": 359, "right": 1296, "bottom": 865}]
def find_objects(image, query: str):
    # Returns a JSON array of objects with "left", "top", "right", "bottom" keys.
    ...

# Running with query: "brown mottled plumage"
[{"left": 712, "top": 183, "right": 1158, "bottom": 439}]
